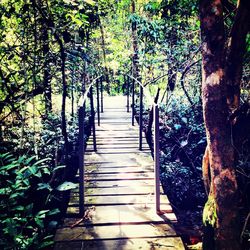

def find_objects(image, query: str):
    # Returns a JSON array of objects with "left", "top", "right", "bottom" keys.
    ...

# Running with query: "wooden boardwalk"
[{"left": 54, "top": 96, "right": 185, "bottom": 250}]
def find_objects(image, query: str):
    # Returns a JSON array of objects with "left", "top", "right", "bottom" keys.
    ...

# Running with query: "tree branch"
[
  {"left": 225, "top": 0, "right": 250, "bottom": 110},
  {"left": 180, "top": 59, "right": 201, "bottom": 106}
]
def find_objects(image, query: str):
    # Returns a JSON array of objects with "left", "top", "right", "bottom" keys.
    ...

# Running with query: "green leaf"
[
  {"left": 35, "top": 217, "right": 44, "bottom": 228},
  {"left": 181, "top": 117, "right": 188, "bottom": 123},
  {"left": 38, "top": 240, "right": 54, "bottom": 249},
  {"left": 0, "top": 170, "right": 9, "bottom": 176},
  {"left": 13, "top": 205, "right": 25, "bottom": 211},
  {"left": 0, "top": 153, "right": 15, "bottom": 163},
  {"left": 25, "top": 155, "right": 36, "bottom": 165},
  {"left": 16, "top": 165, "right": 26, "bottom": 172},
  {"left": 47, "top": 208, "right": 60, "bottom": 216},
  {"left": 53, "top": 165, "right": 66, "bottom": 172},
  {"left": 0, "top": 163, "right": 19, "bottom": 171},
  {"left": 23, "top": 179, "right": 30, "bottom": 186},
  {"left": 0, "top": 187, "right": 11, "bottom": 195},
  {"left": 0, "top": 152, "right": 11, "bottom": 159},
  {"left": 37, "top": 183, "right": 52, "bottom": 191},
  {"left": 83, "top": 0, "right": 95, "bottom": 5},
  {"left": 174, "top": 124, "right": 182, "bottom": 130},
  {"left": 32, "top": 158, "right": 50, "bottom": 167},
  {"left": 17, "top": 155, "right": 26, "bottom": 164},
  {"left": 3, "top": 218, "right": 18, "bottom": 236},
  {"left": 180, "top": 140, "right": 188, "bottom": 147},
  {"left": 36, "top": 210, "right": 50, "bottom": 218},
  {"left": 34, "top": 170, "right": 42, "bottom": 178},
  {"left": 198, "top": 139, "right": 206, "bottom": 144},
  {"left": 42, "top": 167, "right": 51, "bottom": 175},
  {"left": 28, "top": 166, "right": 38, "bottom": 175},
  {"left": 56, "top": 181, "right": 78, "bottom": 191},
  {"left": 10, "top": 192, "right": 22, "bottom": 199}
]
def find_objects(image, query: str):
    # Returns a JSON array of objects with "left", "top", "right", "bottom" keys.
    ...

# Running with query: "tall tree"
[
  {"left": 42, "top": 26, "right": 52, "bottom": 115},
  {"left": 199, "top": 0, "right": 250, "bottom": 249},
  {"left": 131, "top": 0, "right": 140, "bottom": 81},
  {"left": 98, "top": 17, "right": 110, "bottom": 93}
]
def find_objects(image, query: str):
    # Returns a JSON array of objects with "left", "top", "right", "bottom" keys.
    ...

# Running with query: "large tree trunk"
[{"left": 199, "top": 0, "right": 240, "bottom": 249}]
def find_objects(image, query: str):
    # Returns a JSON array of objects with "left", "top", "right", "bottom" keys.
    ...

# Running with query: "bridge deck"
[{"left": 54, "top": 96, "right": 185, "bottom": 250}]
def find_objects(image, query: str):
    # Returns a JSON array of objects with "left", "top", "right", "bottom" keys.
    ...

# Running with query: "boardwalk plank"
[
  {"left": 55, "top": 223, "right": 176, "bottom": 241},
  {"left": 55, "top": 237, "right": 184, "bottom": 250},
  {"left": 62, "top": 205, "right": 176, "bottom": 226},
  {"left": 54, "top": 96, "right": 184, "bottom": 250}
]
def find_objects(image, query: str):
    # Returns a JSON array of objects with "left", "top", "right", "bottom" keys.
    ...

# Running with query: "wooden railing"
[
  {"left": 78, "top": 75, "right": 103, "bottom": 216},
  {"left": 125, "top": 74, "right": 161, "bottom": 213},
  {"left": 77, "top": 73, "right": 161, "bottom": 215}
]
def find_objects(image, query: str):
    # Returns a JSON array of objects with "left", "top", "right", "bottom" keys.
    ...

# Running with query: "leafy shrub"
[
  {"left": 0, "top": 109, "right": 94, "bottom": 249},
  {"left": 158, "top": 101, "right": 207, "bottom": 208},
  {"left": 135, "top": 99, "right": 207, "bottom": 209},
  {"left": 38, "top": 111, "right": 91, "bottom": 164},
  {"left": 0, "top": 153, "right": 67, "bottom": 249}
]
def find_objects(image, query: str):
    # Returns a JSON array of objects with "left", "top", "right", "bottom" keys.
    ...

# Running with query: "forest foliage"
[{"left": 0, "top": 0, "right": 249, "bottom": 249}]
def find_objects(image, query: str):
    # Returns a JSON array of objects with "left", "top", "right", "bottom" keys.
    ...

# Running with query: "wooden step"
[
  {"left": 85, "top": 173, "right": 154, "bottom": 181},
  {"left": 54, "top": 237, "right": 185, "bottom": 250},
  {"left": 54, "top": 223, "right": 177, "bottom": 241},
  {"left": 64, "top": 203, "right": 175, "bottom": 226}
]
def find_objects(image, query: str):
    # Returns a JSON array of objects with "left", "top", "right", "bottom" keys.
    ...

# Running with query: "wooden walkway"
[{"left": 54, "top": 96, "right": 185, "bottom": 250}]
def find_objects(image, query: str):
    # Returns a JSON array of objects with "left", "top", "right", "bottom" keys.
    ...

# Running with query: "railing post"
[
  {"left": 78, "top": 106, "right": 85, "bottom": 217},
  {"left": 96, "top": 78, "right": 100, "bottom": 126},
  {"left": 90, "top": 86, "right": 97, "bottom": 151},
  {"left": 131, "top": 78, "right": 135, "bottom": 126},
  {"left": 101, "top": 76, "right": 104, "bottom": 113},
  {"left": 139, "top": 85, "right": 143, "bottom": 150},
  {"left": 154, "top": 104, "right": 160, "bottom": 213},
  {"left": 125, "top": 75, "right": 130, "bottom": 113}
]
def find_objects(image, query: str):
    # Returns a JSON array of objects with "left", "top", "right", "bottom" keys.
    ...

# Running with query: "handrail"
[
  {"left": 126, "top": 74, "right": 144, "bottom": 150},
  {"left": 125, "top": 73, "right": 161, "bottom": 213},
  {"left": 126, "top": 74, "right": 154, "bottom": 104},
  {"left": 78, "top": 75, "right": 103, "bottom": 107},
  {"left": 78, "top": 75, "right": 102, "bottom": 216},
  {"left": 153, "top": 103, "right": 160, "bottom": 212},
  {"left": 126, "top": 74, "right": 157, "bottom": 150}
]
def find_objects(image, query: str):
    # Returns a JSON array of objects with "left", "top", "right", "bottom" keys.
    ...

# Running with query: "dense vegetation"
[
  {"left": 0, "top": 0, "right": 96, "bottom": 248},
  {"left": 0, "top": 0, "right": 249, "bottom": 249}
]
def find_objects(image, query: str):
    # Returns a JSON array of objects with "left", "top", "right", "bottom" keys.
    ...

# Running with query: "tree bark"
[
  {"left": 56, "top": 36, "right": 70, "bottom": 181},
  {"left": 199, "top": 0, "right": 241, "bottom": 249},
  {"left": 42, "top": 27, "right": 52, "bottom": 115},
  {"left": 225, "top": 0, "right": 250, "bottom": 110},
  {"left": 179, "top": 60, "right": 201, "bottom": 106},
  {"left": 167, "top": 67, "right": 176, "bottom": 92},
  {"left": 35, "top": 0, "right": 52, "bottom": 115},
  {"left": 31, "top": 0, "right": 70, "bottom": 181},
  {"left": 131, "top": 0, "right": 140, "bottom": 81},
  {"left": 99, "top": 17, "right": 110, "bottom": 93}
]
